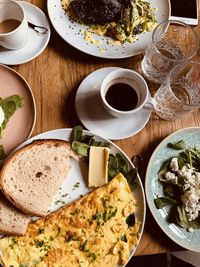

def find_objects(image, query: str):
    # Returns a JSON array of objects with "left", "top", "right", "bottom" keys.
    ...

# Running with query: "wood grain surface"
[{"left": 11, "top": 0, "right": 200, "bottom": 257}]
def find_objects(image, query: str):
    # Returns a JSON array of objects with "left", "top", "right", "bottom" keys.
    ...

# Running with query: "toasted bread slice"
[
  {"left": 0, "top": 191, "right": 30, "bottom": 235},
  {"left": 0, "top": 139, "right": 78, "bottom": 216}
]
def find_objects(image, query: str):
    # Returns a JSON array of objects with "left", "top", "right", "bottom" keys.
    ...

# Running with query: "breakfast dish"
[
  {"left": 145, "top": 127, "right": 200, "bottom": 252},
  {"left": 47, "top": 0, "right": 170, "bottom": 58},
  {"left": 0, "top": 64, "right": 36, "bottom": 156},
  {"left": 0, "top": 140, "right": 78, "bottom": 217},
  {"left": 75, "top": 67, "right": 152, "bottom": 140},
  {"left": 0, "top": 173, "right": 140, "bottom": 267},
  {"left": 4, "top": 128, "right": 145, "bottom": 266},
  {"left": 0, "top": 1, "right": 51, "bottom": 65},
  {"left": 63, "top": 0, "right": 157, "bottom": 43}
]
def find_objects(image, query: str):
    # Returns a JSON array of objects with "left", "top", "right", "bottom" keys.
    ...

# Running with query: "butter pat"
[
  {"left": 0, "top": 107, "right": 4, "bottom": 127},
  {"left": 88, "top": 146, "right": 110, "bottom": 187}
]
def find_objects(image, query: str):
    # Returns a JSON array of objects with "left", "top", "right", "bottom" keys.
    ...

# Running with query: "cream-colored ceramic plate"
[{"left": 0, "top": 64, "right": 36, "bottom": 155}]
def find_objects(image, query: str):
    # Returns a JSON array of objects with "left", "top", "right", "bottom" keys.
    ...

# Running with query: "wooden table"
[{"left": 13, "top": 0, "right": 200, "bottom": 257}]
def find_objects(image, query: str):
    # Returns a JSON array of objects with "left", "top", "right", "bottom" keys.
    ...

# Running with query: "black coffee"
[{"left": 105, "top": 83, "right": 138, "bottom": 111}]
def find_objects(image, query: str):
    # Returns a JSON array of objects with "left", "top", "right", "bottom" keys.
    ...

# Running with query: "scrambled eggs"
[
  {"left": 61, "top": 0, "right": 157, "bottom": 44},
  {"left": 0, "top": 173, "right": 140, "bottom": 267}
]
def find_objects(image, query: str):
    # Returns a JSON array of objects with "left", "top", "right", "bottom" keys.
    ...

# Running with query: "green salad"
[
  {"left": 155, "top": 141, "right": 200, "bottom": 230},
  {"left": 0, "top": 95, "right": 24, "bottom": 160},
  {"left": 71, "top": 126, "right": 138, "bottom": 191}
]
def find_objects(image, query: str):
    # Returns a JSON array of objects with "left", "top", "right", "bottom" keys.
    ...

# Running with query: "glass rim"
[
  {"left": 152, "top": 19, "right": 199, "bottom": 63},
  {"left": 165, "top": 60, "right": 200, "bottom": 108}
]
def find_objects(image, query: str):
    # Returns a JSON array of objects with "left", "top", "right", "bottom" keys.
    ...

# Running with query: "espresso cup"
[
  {"left": 100, "top": 69, "right": 149, "bottom": 118},
  {"left": 0, "top": 0, "right": 29, "bottom": 50}
]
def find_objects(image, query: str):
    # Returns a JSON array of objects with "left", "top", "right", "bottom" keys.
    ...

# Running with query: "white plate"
[
  {"left": 0, "top": 1, "right": 51, "bottom": 65},
  {"left": 47, "top": 0, "right": 170, "bottom": 59},
  {"left": 75, "top": 67, "right": 152, "bottom": 140},
  {"left": 145, "top": 127, "right": 200, "bottom": 252},
  {"left": 18, "top": 128, "right": 146, "bottom": 265}
]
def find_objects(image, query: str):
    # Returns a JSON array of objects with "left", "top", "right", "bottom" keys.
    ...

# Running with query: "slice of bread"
[
  {"left": 0, "top": 139, "right": 78, "bottom": 217},
  {"left": 0, "top": 191, "right": 30, "bottom": 235}
]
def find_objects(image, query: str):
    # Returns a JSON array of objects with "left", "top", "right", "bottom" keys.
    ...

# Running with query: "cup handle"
[{"left": 143, "top": 97, "right": 156, "bottom": 111}]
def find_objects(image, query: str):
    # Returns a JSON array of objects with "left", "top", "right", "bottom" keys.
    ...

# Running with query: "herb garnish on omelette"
[{"left": 0, "top": 174, "right": 141, "bottom": 267}]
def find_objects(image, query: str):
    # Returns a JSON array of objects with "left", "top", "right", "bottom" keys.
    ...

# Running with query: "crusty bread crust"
[{"left": 0, "top": 139, "right": 78, "bottom": 217}]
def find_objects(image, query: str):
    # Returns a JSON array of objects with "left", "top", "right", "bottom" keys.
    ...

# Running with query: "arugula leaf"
[
  {"left": 167, "top": 140, "right": 186, "bottom": 150},
  {"left": 154, "top": 197, "right": 177, "bottom": 209}
]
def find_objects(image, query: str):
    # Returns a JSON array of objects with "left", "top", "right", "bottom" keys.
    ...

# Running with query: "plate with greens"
[
  {"left": 17, "top": 126, "right": 146, "bottom": 265},
  {"left": 0, "top": 64, "right": 36, "bottom": 160},
  {"left": 145, "top": 127, "right": 200, "bottom": 252}
]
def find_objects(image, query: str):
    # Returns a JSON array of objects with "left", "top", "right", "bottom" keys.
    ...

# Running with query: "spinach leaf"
[
  {"left": 167, "top": 140, "right": 186, "bottom": 150},
  {"left": 1, "top": 101, "right": 16, "bottom": 120},
  {"left": 71, "top": 126, "right": 110, "bottom": 157},
  {"left": 71, "top": 141, "right": 89, "bottom": 157},
  {"left": 2, "top": 95, "right": 24, "bottom": 109},
  {"left": 158, "top": 158, "right": 172, "bottom": 179},
  {"left": 71, "top": 125, "right": 83, "bottom": 142},
  {"left": 71, "top": 126, "right": 138, "bottom": 191},
  {"left": 154, "top": 197, "right": 177, "bottom": 209}
]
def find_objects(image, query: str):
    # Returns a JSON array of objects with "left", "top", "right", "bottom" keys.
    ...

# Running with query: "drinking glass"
[
  {"left": 152, "top": 61, "right": 200, "bottom": 120},
  {"left": 141, "top": 20, "right": 199, "bottom": 84}
]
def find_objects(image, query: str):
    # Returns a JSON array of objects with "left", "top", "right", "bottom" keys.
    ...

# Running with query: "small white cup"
[
  {"left": 0, "top": 0, "right": 29, "bottom": 50},
  {"left": 100, "top": 69, "right": 149, "bottom": 118}
]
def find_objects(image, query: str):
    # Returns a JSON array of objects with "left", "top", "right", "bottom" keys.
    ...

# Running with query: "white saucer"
[
  {"left": 75, "top": 67, "right": 152, "bottom": 140},
  {"left": 0, "top": 2, "right": 51, "bottom": 65}
]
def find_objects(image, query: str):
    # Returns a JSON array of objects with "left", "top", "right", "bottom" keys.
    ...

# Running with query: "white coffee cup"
[
  {"left": 0, "top": 0, "right": 29, "bottom": 50},
  {"left": 100, "top": 69, "right": 149, "bottom": 118}
]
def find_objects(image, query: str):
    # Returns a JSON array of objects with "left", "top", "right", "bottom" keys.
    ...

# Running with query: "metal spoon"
[{"left": 28, "top": 22, "right": 48, "bottom": 35}]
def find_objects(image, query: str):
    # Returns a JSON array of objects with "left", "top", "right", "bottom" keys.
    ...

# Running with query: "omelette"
[{"left": 0, "top": 173, "right": 141, "bottom": 267}]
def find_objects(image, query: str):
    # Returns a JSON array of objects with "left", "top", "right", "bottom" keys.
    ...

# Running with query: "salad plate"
[
  {"left": 145, "top": 127, "right": 200, "bottom": 252},
  {"left": 0, "top": 64, "right": 36, "bottom": 156},
  {"left": 17, "top": 128, "right": 146, "bottom": 265},
  {"left": 47, "top": 0, "right": 170, "bottom": 59}
]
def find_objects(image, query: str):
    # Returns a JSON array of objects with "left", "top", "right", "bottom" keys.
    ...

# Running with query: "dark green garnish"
[
  {"left": 80, "top": 240, "right": 88, "bottom": 252},
  {"left": 167, "top": 140, "right": 186, "bottom": 150},
  {"left": 38, "top": 228, "right": 45, "bottom": 234},
  {"left": 154, "top": 197, "right": 177, "bottom": 209},
  {"left": 121, "top": 234, "right": 128, "bottom": 242},
  {"left": 93, "top": 211, "right": 102, "bottom": 221},
  {"left": 126, "top": 213, "right": 135, "bottom": 227}
]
